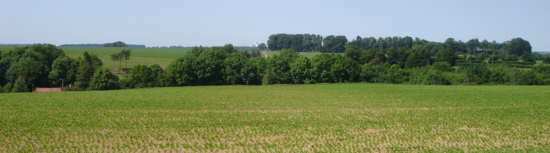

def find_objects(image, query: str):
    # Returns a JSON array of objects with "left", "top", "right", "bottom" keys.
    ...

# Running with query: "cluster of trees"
[
  {"left": 60, "top": 43, "right": 146, "bottom": 48},
  {"left": 1, "top": 43, "right": 548, "bottom": 93},
  {"left": 110, "top": 49, "right": 132, "bottom": 70},
  {"left": 0, "top": 45, "right": 106, "bottom": 92},
  {"left": 267, "top": 34, "right": 534, "bottom": 57},
  {"left": 103, "top": 41, "right": 128, "bottom": 47},
  {"left": 119, "top": 44, "right": 549, "bottom": 90},
  {"left": 267, "top": 34, "right": 323, "bottom": 51}
]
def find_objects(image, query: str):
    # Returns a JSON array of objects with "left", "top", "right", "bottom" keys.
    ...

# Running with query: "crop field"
[
  {"left": 265, "top": 51, "right": 341, "bottom": 58},
  {"left": 1, "top": 84, "right": 549, "bottom": 152}
]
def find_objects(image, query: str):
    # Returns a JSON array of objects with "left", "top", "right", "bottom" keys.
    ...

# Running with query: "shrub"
[
  {"left": 89, "top": 68, "right": 120, "bottom": 90},
  {"left": 262, "top": 69, "right": 278, "bottom": 85},
  {"left": 544, "top": 56, "right": 550, "bottom": 64},
  {"left": 458, "top": 63, "right": 491, "bottom": 84},
  {"left": 490, "top": 68, "right": 510, "bottom": 84},
  {"left": 409, "top": 68, "right": 451, "bottom": 85},
  {"left": 360, "top": 65, "right": 387, "bottom": 83},
  {"left": 430, "top": 62, "right": 455, "bottom": 72},
  {"left": 388, "top": 64, "right": 408, "bottom": 84},
  {"left": 517, "top": 70, "right": 542, "bottom": 85}
]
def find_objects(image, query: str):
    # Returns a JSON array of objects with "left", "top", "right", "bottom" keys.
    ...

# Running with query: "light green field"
[
  {"left": 1, "top": 84, "right": 549, "bottom": 152},
  {"left": 266, "top": 51, "right": 342, "bottom": 58},
  {"left": 59, "top": 47, "right": 191, "bottom": 59},
  {"left": 66, "top": 54, "right": 173, "bottom": 69}
]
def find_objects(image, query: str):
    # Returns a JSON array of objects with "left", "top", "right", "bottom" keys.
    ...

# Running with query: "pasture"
[
  {"left": 265, "top": 51, "right": 341, "bottom": 58},
  {"left": 1, "top": 84, "right": 549, "bottom": 152}
]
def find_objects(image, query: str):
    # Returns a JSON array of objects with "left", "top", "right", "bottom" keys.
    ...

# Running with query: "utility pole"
[{"left": 60, "top": 79, "right": 64, "bottom": 88}]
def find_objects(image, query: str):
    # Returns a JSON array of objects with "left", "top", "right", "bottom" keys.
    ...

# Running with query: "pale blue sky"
[{"left": 1, "top": 0, "right": 549, "bottom": 50}]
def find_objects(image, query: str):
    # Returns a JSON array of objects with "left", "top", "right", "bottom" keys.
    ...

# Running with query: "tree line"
[
  {"left": 1, "top": 43, "right": 549, "bottom": 93},
  {"left": 266, "top": 34, "right": 534, "bottom": 57}
]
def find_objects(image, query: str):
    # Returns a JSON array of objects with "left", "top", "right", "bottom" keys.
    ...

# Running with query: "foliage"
[
  {"left": 262, "top": 69, "right": 278, "bottom": 85},
  {"left": 90, "top": 68, "right": 120, "bottom": 90},
  {"left": 490, "top": 68, "right": 510, "bottom": 84},
  {"left": 409, "top": 68, "right": 451, "bottom": 85},
  {"left": 280, "top": 48, "right": 299, "bottom": 58},
  {"left": 442, "top": 48, "right": 456, "bottom": 66},
  {"left": 521, "top": 51, "right": 534, "bottom": 62},
  {"left": 505, "top": 54, "right": 518, "bottom": 61},
  {"left": 103, "top": 41, "right": 128, "bottom": 47},
  {"left": 258, "top": 43, "right": 267, "bottom": 50},
  {"left": 430, "top": 62, "right": 454, "bottom": 72},
  {"left": 75, "top": 51, "right": 94, "bottom": 89},
  {"left": 289, "top": 57, "right": 314, "bottom": 84},
  {"left": 507, "top": 37, "right": 532, "bottom": 56},
  {"left": 458, "top": 63, "right": 491, "bottom": 84},
  {"left": 543, "top": 56, "right": 550, "bottom": 64},
  {"left": 49, "top": 55, "right": 78, "bottom": 87},
  {"left": 344, "top": 45, "right": 362, "bottom": 62},
  {"left": 322, "top": 35, "right": 347, "bottom": 53},
  {"left": 388, "top": 64, "right": 408, "bottom": 84},
  {"left": 517, "top": 70, "right": 541, "bottom": 85},
  {"left": 130, "top": 65, "right": 155, "bottom": 87},
  {"left": 360, "top": 65, "right": 387, "bottom": 83}
]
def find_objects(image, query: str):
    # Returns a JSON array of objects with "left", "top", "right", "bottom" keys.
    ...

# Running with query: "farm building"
[{"left": 34, "top": 88, "right": 65, "bottom": 92}]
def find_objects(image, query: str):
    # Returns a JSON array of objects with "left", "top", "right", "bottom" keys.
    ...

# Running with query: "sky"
[{"left": 1, "top": 0, "right": 549, "bottom": 51}]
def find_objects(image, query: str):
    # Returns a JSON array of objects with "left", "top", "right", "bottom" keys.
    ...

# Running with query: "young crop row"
[{"left": 1, "top": 84, "right": 549, "bottom": 151}]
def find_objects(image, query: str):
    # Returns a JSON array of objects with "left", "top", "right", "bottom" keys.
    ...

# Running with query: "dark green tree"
[
  {"left": 290, "top": 57, "right": 314, "bottom": 84},
  {"left": 194, "top": 48, "right": 227, "bottom": 85},
  {"left": 103, "top": 41, "right": 128, "bottom": 47},
  {"left": 280, "top": 48, "right": 299, "bottom": 58},
  {"left": 544, "top": 56, "right": 550, "bottom": 64},
  {"left": 75, "top": 51, "right": 94, "bottom": 89},
  {"left": 262, "top": 69, "right": 278, "bottom": 85},
  {"left": 322, "top": 35, "right": 347, "bottom": 53},
  {"left": 49, "top": 55, "right": 78, "bottom": 87},
  {"left": 442, "top": 48, "right": 456, "bottom": 66},
  {"left": 130, "top": 65, "right": 155, "bottom": 86},
  {"left": 344, "top": 45, "right": 362, "bottom": 62},
  {"left": 521, "top": 51, "right": 534, "bottom": 62},
  {"left": 110, "top": 53, "right": 119, "bottom": 69},
  {"left": 223, "top": 53, "right": 247, "bottom": 85},
  {"left": 507, "top": 38, "right": 532, "bottom": 56},
  {"left": 90, "top": 68, "right": 120, "bottom": 90},
  {"left": 258, "top": 43, "right": 267, "bottom": 50},
  {"left": 121, "top": 49, "right": 131, "bottom": 68},
  {"left": 167, "top": 54, "right": 196, "bottom": 86},
  {"left": 386, "top": 47, "right": 397, "bottom": 65},
  {"left": 223, "top": 44, "right": 237, "bottom": 53}
]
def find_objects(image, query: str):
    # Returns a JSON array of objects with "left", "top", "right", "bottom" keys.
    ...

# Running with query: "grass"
[
  {"left": 265, "top": 51, "right": 341, "bottom": 58},
  {"left": 66, "top": 54, "right": 174, "bottom": 69},
  {"left": 1, "top": 84, "right": 549, "bottom": 152},
  {"left": 59, "top": 47, "right": 191, "bottom": 59}
]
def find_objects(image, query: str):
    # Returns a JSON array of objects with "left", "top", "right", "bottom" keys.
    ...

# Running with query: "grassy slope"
[
  {"left": 0, "top": 46, "right": 187, "bottom": 68},
  {"left": 1, "top": 84, "right": 549, "bottom": 152}
]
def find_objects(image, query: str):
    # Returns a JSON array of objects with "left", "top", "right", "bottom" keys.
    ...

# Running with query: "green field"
[
  {"left": 1, "top": 84, "right": 549, "bottom": 152},
  {"left": 265, "top": 51, "right": 341, "bottom": 58}
]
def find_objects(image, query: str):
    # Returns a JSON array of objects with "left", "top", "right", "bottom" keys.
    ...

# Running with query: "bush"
[
  {"left": 388, "top": 64, "right": 408, "bottom": 84},
  {"left": 490, "top": 68, "right": 510, "bottom": 84},
  {"left": 360, "top": 65, "right": 387, "bottom": 83},
  {"left": 409, "top": 68, "right": 451, "bottom": 85},
  {"left": 517, "top": 70, "right": 542, "bottom": 85},
  {"left": 262, "top": 69, "right": 278, "bottom": 85},
  {"left": 544, "top": 56, "right": 550, "bottom": 64},
  {"left": 89, "top": 68, "right": 120, "bottom": 90},
  {"left": 431, "top": 62, "right": 455, "bottom": 72},
  {"left": 458, "top": 63, "right": 491, "bottom": 84}
]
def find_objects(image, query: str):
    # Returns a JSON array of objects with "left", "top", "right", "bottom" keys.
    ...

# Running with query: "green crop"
[{"left": 0, "top": 84, "right": 549, "bottom": 152}]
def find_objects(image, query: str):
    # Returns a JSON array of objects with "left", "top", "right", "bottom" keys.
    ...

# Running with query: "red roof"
[{"left": 35, "top": 88, "right": 65, "bottom": 92}]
